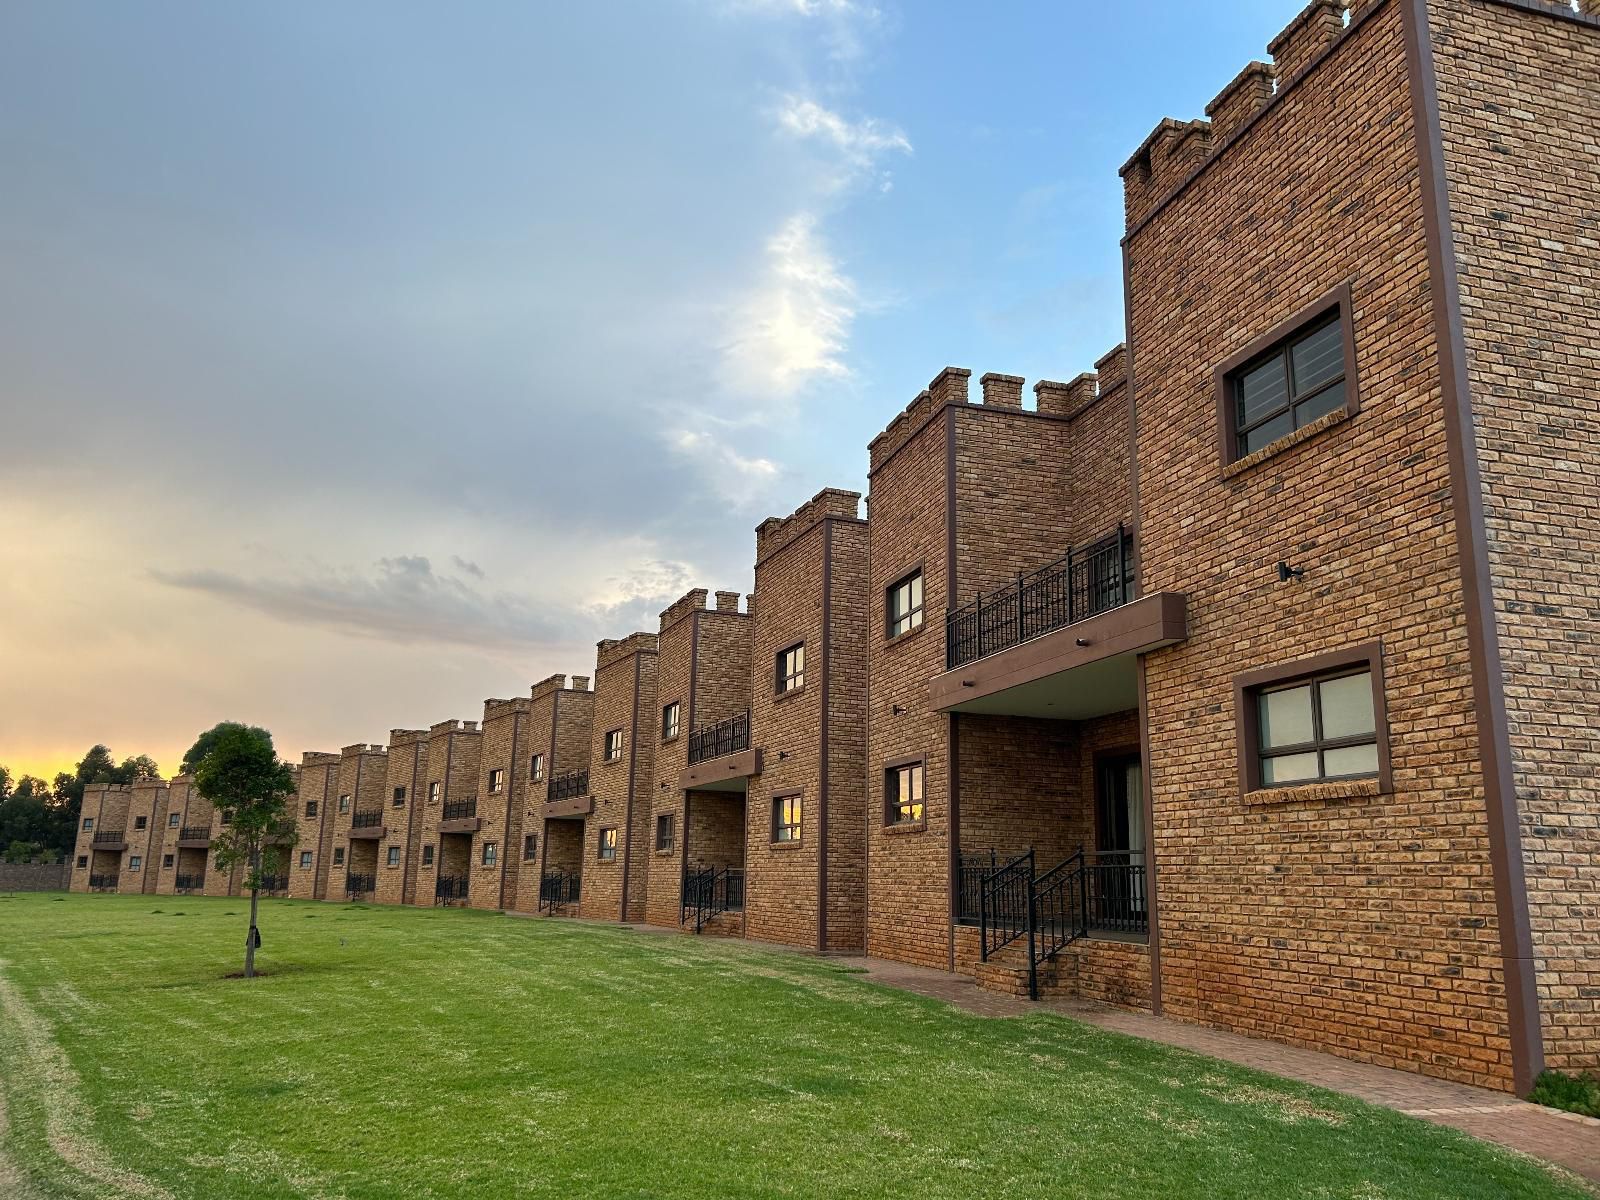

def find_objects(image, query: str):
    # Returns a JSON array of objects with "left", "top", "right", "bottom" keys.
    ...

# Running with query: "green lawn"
[{"left": 0, "top": 894, "right": 1586, "bottom": 1200}]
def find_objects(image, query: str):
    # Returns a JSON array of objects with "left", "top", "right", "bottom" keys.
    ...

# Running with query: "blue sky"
[{"left": 0, "top": 0, "right": 1305, "bottom": 776}]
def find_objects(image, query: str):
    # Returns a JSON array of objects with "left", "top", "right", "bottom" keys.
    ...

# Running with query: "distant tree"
[
  {"left": 0, "top": 770, "right": 63, "bottom": 860},
  {"left": 186, "top": 723, "right": 298, "bottom": 979},
  {"left": 118, "top": 754, "right": 161, "bottom": 782},
  {"left": 40, "top": 745, "right": 164, "bottom": 856}
]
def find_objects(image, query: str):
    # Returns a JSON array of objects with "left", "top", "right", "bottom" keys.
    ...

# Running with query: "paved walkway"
[{"left": 840, "top": 955, "right": 1600, "bottom": 1187}]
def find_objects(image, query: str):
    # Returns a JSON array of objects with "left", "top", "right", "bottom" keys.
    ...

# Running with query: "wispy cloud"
[
  {"left": 581, "top": 558, "right": 700, "bottom": 632},
  {"left": 151, "top": 556, "right": 578, "bottom": 652},
  {"left": 721, "top": 0, "right": 884, "bottom": 61},
  {"left": 775, "top": 95, "right": 911, "bottom": 191},
  {"left": 667, "top": 429, "right": 782, "bottom": 509}
]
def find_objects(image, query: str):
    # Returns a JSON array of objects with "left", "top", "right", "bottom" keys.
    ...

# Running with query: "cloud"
[
  {"left": 721, "top": 0, "right": 884, "bottom": 61},
  {"left": 151, "top": 555, "right": 578, "bottom": 652},
  {"left": 581, "top": 559, "right": 700, "bottom": 632},
  {"left": 775, "top": 95, "right": 911, "bottom": 189},
  {"left": 667, "top": 430, "right": 782, "bottom": 509}
]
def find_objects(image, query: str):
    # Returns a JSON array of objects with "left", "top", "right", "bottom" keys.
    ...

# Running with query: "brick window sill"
[
  {"left": 1244, "top": 777, "right": 1382, "bottom": 806},
  {"left": 654, "top": 848, "right": 675, "bottom": 857},
  {"left": 774, "top": 685, "right": 808, "bottom": 706},
  {"left": 883, "top": 622, "right": 929, "bottom": 652},
  {"left": 1221, "top": 406, "right": 1352, "bottom": 480},
  {"left": 882, "top": 822, "right": 928, "bottom": 836},
  {"left": 768, "top": 839, "right": 804, "bottom": 850}
]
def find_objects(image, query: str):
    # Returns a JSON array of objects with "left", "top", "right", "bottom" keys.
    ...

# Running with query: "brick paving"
[{"left": 839, "top": 955, "right": 1600, "bottom": 1187}]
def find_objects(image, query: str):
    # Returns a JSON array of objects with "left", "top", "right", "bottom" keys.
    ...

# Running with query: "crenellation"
[
  {"left": 1206, "top": 61, "right": 1276, "bottom": 141},
  {"left": 978, "top": 372, "right": 1024, "bottom": 409},
  {"left": 658, "top": 588, "right": 709, "bottom": 633},
  {"left": 1269, "top": 0, "right": 1347, "bottom": 82}
]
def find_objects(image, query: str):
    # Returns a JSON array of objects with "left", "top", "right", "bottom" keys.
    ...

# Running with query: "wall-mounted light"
[
  {"left": 892, "top": 705, "right": 908, "bottom": 716},
  {"left": 961, "top": 680, "right": 975, "bottom": 688},
  {"left": 1075, "top": 638, "right": 1091, "bottom": 647},
  {"left": 1277, "top": 561, "right": 1306, "bottom": 582},
  {"left": 777, "top": 750, "right": 790, "bottom": 761}
]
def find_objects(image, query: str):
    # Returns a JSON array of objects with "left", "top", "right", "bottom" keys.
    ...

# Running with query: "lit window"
[
  {"left": 662, "top": 702, "right": 681, "bottom": 742},
  {"left": 776, "top": 643, "right": 805, "bottom": 694},
  {"left": 886, "top": 762, "right": 925, "bottom": 826},
  {"left": 598, "top": 828, "right": 618, "bottom": 860},
  {"left": 887, "top": 570, "right": 925, "bottom": 638},
  {"left": 529, "top": 754, "right": 544, "bottom": 782},
  {"left": 772, "top": 794, "right": 802, "bottom": 843},
  {"left": 429, "top": 781, "right": 441, "bottom": 802},
  {"left": 482, "top": 842, "right": 497, "bottom": 866},
  {"left": 338, "top": 794, "right": 351, "bottom": 813},
  {"left": 488, "top": 769, "right": 504, "bottom": 794},
  {"left": 604, "top": 729, "right": 624, "bottom": 762}
]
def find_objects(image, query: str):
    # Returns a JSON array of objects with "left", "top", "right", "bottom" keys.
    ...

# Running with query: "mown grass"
[{"left": 0, "top": 892, "right": 1587, "bottom": 1199}]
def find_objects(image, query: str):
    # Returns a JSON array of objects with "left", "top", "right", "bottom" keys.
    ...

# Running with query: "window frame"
[
  {"left": 422, "top": 844, "right": 435, "bottom": 867},
  {"left": 393, "top": 786, "right": 407, "bottom": 807},
  {"left": 305, "top": 800, "right": 318, "bottom": 818},
  {"left": 428, "top": 781, "right": 441, "bottom": 803},
  {"left": 482, "top": 842, "right": 497, "bottom": 866},
  {"left": 168, "top": 812, "right": 180, "bottom": 828},
  {"left": 76, "top": 855, "right": 88, "bottom": 869},
  {"left": 134, "top": 814, "right": 147, "bottom": 830},
  {"left": 883, "top": 756, "right": 927, "bottom": 829},
  {"left": 523, "top": 833, "right": 538, "bottom": 861},
  {"left": 603, "top": 728, "right": 624, "bottom": 762},
  {"left": 771, "top": 790, "right": 803, "bottom": 844},
  {"left": 662, "top": 701, "right": 681, "bottom": 743},
  {"left": 388, "top": 846, "right": 402, "bottom": 867},
  {"left": 82, "top": 817, "right": 93, "bottom": 831},
  {"left": 529, "top": 753, "right": 544, "bottom": 783},
  {"left": 338, "top": 793, "right": 351, "bottom": 813},
  {"left": 1214, "top": 282, "right": 1359, "bottom": 466},
  {"left": 1233, "top": 642, "right": 1390, "bottom": 795},
  {"left": 885, "top": 567, "right": 926, "bottom": 640},
  {"left": 333, "top": 846, "right": 345, "bottom": 866},
  {"left": 162, "top": 853, "right": 174, "bottom": 869},
  {"left": 598, "top": 827, "right": 618, "bottom": 861},
  {"left": 129, "top": 855, "right": 142, "bottom": 872},
  {"left": 488, "top": 768, "right": 505, "bottom": 794},
  {"left": 775, "top": 641, "right": 806, "bottom": 696},
  {"left": 299, "top": 850, "right": 313, "bottom": 869},
  {"left": 655, "top": 812, "right": 675, "bottom": 853}
]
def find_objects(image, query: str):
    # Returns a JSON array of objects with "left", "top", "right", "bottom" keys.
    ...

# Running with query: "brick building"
[
  {"left": 522, "top": 673, "right": 595, "bottom": 914},
  {"left": 577, "top": 634, "right": 658, "bottom": 922},
  {"left": 288, "top": 751, "right": 340, "bottom": 900},
  {"left": 70, "top": 783, "right": 129, "bottom": 892},
  {"left": 323, "top": 743, "right": 390, "bottom": 901},
  {"left": 410, "top": 718, "right": 483, "bottom": 907},
  {"left": 470, "top": 698, "right": 531, "bottom": 911},
  {"left": 153, "top": 774, "right": 212, "bottom": 896},
  {"left": 375, "top": 729, "right": 429, "bottom": 906}
]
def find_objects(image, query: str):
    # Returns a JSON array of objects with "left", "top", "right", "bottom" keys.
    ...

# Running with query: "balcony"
[
  {"left": 544, "top": 770, "right": 592, "bottom": 819},
  {"left": 345, "top": 873, "right": 377, "bottom": 896},
  {"left": 435, "top": 875, "right": 468, "bottom": 904},
  {"left": 349, "top": 809, "right": 385, "bottom": 839},
  {"left": 175, "top": 873, "right": 206, "bottom": 892},
  {"left": 88, "top": 873, "right": 119, "bottom": 891},
  {"left": 929, "top": 529, "right": 1186, "bottom": 721},
  {"left": 681, "top": 711, "right": 762, "bottom": 792},
  {"left": 92, "top": 829, "right": 127, "bottom": 851},
  {"left": 439, "top": 797, "right": 480, "bottom": 834},
  {"left": 258, "top": 874, "right": 288, "bottom": 893},
  {"left": 946, "top": 527, "right": 1136, "bottom": 670},
  {"left": 177, "top": 826, "right": 211, "bottom": 848},
  {"left": 688, "top": 711, "right": 751, "bottom": 764}
]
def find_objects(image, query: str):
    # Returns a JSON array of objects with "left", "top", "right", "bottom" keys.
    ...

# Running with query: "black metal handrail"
[
  {"left": 258, "top": 874, "right": 287, "bottom": 892},
  {"left": 88, "top": 873, "right": 118, "bottom": 890},
  {"left": 681, "top": 866, "right": 745, "bottom": 933},
  {"left": 538, "top": 870, "right": 581, "bottom": 913},
  {"left": 92, "top": 830, "right": 125, "bottom": 845},
  {"left": 350, "top": 809, "right": 383, "bottom": 828},
  {"left": 687, "top": 710, "right": 751, "bottom": 765},
  {"left": 1033, "top": 850, "right": 1089, "bottom": 972},
  {"left": 175, "top": 873, "right": 206, "bottom": 891},
  {"left": 978, "top": 851, "right": 1034, "bottom": 964},
  {"left": 178, "top": 826, "right": 211, "bottom": 842},
  {"left": 441, "top": 798, "right": 476, "bottom": 821},
  {"left": 434, "top": 874, "right": 468, "bottom": 902},
  {"left": 346, "top": 873, "right": 377, "bottom": 895},
  {"left": 946, "top": 525, "right": 1135, "bottom": 669},
  {"left": 548, "top": 770, "right": 589, "bottom": 801},
  {"left": 1084, "top": 854, "right": 1149, "bottom": 935}
]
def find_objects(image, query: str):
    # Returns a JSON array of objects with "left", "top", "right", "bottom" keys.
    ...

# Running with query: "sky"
[{"left": 0, "top": 0, "right": 1305, "bottom": 782}]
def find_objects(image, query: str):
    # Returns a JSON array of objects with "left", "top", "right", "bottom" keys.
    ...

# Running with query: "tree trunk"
[{"left": 244, "top": 843, "right": 261, "bottom": 979}]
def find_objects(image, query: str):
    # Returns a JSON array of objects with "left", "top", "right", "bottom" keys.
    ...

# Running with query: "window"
[
  {"left": 1235, "top": 644, "right": 1389, "bottom": 793},
  {"left": 885, "top": 761, "right": 925, "bottom": 826},
  {"left": 82, "top": 817, "right": 93, "bottom": 831},
  {"left": 887, "top": 569, "right": 925, "bottom": 638},
  {"left": 1218, "top": 285, "right": 1357, "bottom": 462},
  {"left": 604, "top": 729, "right": 624, "bottom": 762},
  {"left": 339, "top": 793, "right": 351, "bottom": 813},
  {"left": 776, "top": 642, "right": 805, "bottom": 694},
  {"left": 429, "top": 781, "right": 441, "bottom": 802},
  {"left": 388, "top": 846, "right": 401, "bottom": 867},
  {"left": 523, "top": 834, "right": 538, "bottom": 861},
  {"left": 772, "top": 793, "right": 802, "bottom": 843},
  {"left": 220, "top": 813, "right": 231, "bottom": 826},
  {"left": 305, "top": 800, "right": 318, "bottom": 818},
  {"left": 422, "top": 845, "right": 434, "bottom": 867},
  {"left": 128, "top": 855, "right": 142, "bottom": 872},
  {"left": 299, "top": 851, "right": 313, "bottom": 869},
  {"left": 134, "top": 815, "right": 147, "bottom": 830},
  {"left": 168, "top": 812, "right": 180, "bottom": 827},
  {"left": 482, "top": 842, "right": 497, "bottom": 866},
  {"left": 488, "top": 769, "right": 505, "bottom": 794},
  {"left": 598, "top": 828, "right": 618, "bottom": 860},
  {"left": 76, "top": 855, "right": 88, "bottom": 869},
  {"left": 333, "top": 846, "right": 345, "bottom": 866},
  {"left": 662, "top": 702, "right": 681, "bottom": 742},
  {"left": 393, "top": 786, "right": 407, "bottom": 806},
  {"left": 655, "top": 813, "right": 675, "bottom": 852},
  {"left": 162, "top": 854, "right": 174, "bottom": 869},
  {"left": 530, "top": 754, "right": 544, "bottom": 782}
]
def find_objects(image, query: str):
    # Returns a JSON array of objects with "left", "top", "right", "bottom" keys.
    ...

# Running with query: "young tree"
[{"left": 184, "top": 723, "right": 297, "bottom": 978}]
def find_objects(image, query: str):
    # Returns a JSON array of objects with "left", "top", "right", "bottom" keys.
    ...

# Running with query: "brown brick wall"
[
  {"left": 324, "top": 745, "right": 389, "bottom": 901},
  {"left": 646, "top": 599, "right": 698, "bottom": 928},
  {"left": 70, "top": 783, "right": 127, "bottom": 892},
  {"left": 471, "top": 699, "right": 528, "bottom": 911},
  {"left": 1129, "top": 2, "right": 1516, "bottom": 1089},
  {"left": 120, "top": 779, "right": 168, "bottom": 894},
  {"left": 823, "top": 518, "right": 870, "bottom": 951},
  {"left": 153, "top": 776, "right": 210, "bottom": 895},
  {"left": 580, "top": 636, "right": 658, "bottom": 922},
  {"left": 1430, "top": 0, "right": 1600, "bottom": 1073},
  {"left": 289, "top": 754, "right": 339, "bottom": 900},
  {"left": 375, "top": 730, "right": 428, "bottom": 907},
  {"left": 0, "top": 861, "right": 70, "bottom": 891},
  {"left": 411, "top": 721, "right": 483, "bottom": 906},
  {"left": 514, "top": 676, "right": 594, "bottom": 913}
]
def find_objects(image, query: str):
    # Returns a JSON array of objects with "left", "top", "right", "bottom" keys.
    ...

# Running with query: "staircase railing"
[
  {"left": 175, "top": 873, "right": 206, "bottom": 892},
  {"left": 88, "top": 873, "right": 118, "bottom": 891},
  {"left": 978, "top": 850, "right": 1035, "bottom": 963},
  {"left": 434, "top": 875, "right": 468, "bottom": 903},
  {"left": 681, "top": 866, "right": 744, "bottom": 933},
  {"left": 1032, "top": 850, "right": 1089, "bottom": 971},
  {"left": 345, "top": 873, "right": 377, "bottom": 896},
  {"left": 538, "top": 870, "right": 580, "bottom": 913}
]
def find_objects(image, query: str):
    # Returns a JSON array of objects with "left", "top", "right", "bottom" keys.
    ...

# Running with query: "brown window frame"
[
  {"left": 488, "top": 768, "right": 505, "bottom": 794},
  {"left": 481, "top": 841, "right": 497, "bottom": 866},
  {"left": 388, "top": 846, "right": 402, "bottom": 867},
  {"left": 598, "top": 827, "right": 618, "bottom": 861},
  {"left": 168, "top": 812, "right": 181, "bottom": 827},
  {"left": 1233, "top": 642, "right": 1391, "bottom": 794},
  {"left": 304, "top": 800, "right": 318, "bottom": 818},
  {"left": 299, "top": 850, "right": 313, "bottom": 869},
  {"left": 134, "top": 815, "right": 147, "bottom": 830},
  {"left": 162, "top": 853, "right": 174, "bottom": 869},
  {"left": 655, "top": 812, "right": 675, "bottom": 852},
  {"left": 76, "top": 855, "right": 88, "bottom": 869},
  {"left": 428, "top": 781, "right": 441, "bottom": 802},
  {"left": 338, "top": 793, "right": 351, "bottom": 813},
  {"left": 771, "top": 791, "right": 803, "bottom": 844},
  {"left": 393, "top": 786, "right": 407, "bottom": 807},
  {"left": 662, "top": 702, "right": 681, "bottom": 742},
  {"left": 422, "top": 844, "right": 434, "bottom": 867},
  {"left": 603, "top": 729, "right": 624, "bottom": 762},
  {"left": 529, "top": 753, "right": 544, "bottom": 782},
  {"left": 1215, "top": 282, "right": 1359, "bottom": 465},
  {"left": 333, "top": 846, "right": 345, "bottom": 866},
  {"left": 523, "top": 833, "right": 538, "bottom": 861},
  {"left": 885, "top": 567, "right": 926, "bottom": 640},
  {"left": 883, "top": 756, "right": 927, "bottom": 828},
  {"left": 776, "top": 641, "right": 806, "bottom": 695}
]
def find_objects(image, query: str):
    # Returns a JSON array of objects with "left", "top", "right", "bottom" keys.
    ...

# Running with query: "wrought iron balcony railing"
[
  {"left": 350, "top": 809, "right": 384, "bottom": 828},
  {"left": 538, "top": 870, "right": 580, "bottom": 913},
  {"left": 88, "top": 873, "right": 118, "bottom": 890},
  {"left": 945, "top": 525, "right": 1135, "bottom": 670},
  {"left": 175, "top": 873, "right": 206, "bottom": 891},
  {"left": 178, "top": 826, "right": 211, "bottom": 842},
  {"left": 687, "top": 710, "right": 751, "bottom": 765},
  {"left": 345, "top": 873, "right": 377, "bottom": 895},
  {"left": 92, "top": 830, "right": 125, "bottom": 845},
  {"left": 435, "top": 875, "right": 469, "bottom": 901},
  {"left": 548, "top": 770, "right": 589, "bottom": 802},
  {"left": 441, "top": 798, "right": 476, "bottom": 821},
  {"left": 258, "top": 874, "right": 288, "bottom": 892}
]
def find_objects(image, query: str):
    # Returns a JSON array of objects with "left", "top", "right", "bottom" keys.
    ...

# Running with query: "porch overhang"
[
  {"left": 437, "top": 818, "right": 482, "bottom": 835},
  {"left": 928, "top": 592, "right": 1188, "bottom": 718},
  {"left": 176, "top": 836, "right": 211, "bottom": 849},
  {"left": 679, "top": 748, "right": 762, "bottom": 794},
  {"left": 347, "top": 826, "right": 385, "bottom": 841},
  {"left": 541, "top": 796, "right": 593, "bottom": 820}
]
